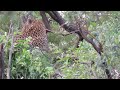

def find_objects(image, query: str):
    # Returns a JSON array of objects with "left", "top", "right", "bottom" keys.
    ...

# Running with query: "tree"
[
  {"left": 40, "top": 11, "right": 112, "bottom": 79},
  {"left": 40, "top": 11, "right": 103, "bottom": 55}
]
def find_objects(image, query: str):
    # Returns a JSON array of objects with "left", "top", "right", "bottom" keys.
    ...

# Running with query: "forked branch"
[{"left": 44, "top": 11, "right": 103, "bottom": 55}]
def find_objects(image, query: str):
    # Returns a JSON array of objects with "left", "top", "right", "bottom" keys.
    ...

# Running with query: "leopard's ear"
[{"left": 21, "top": 15, "right": 27, "bottom": 24}]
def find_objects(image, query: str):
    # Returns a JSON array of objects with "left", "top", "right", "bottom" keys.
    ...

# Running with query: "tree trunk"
[{"left": 0, "top": 43, "right": 4, "bottom": 79}]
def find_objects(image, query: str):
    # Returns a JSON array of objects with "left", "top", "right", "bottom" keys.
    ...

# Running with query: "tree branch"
[
  {"left": 45, "top": 11, "right": 103, "bottom": 55},
  {"left": 40, "top": 11, "right": 51, "bottom": 31},
  {"left": 46, "top": 11, "right": 84, "bottom": 42}
]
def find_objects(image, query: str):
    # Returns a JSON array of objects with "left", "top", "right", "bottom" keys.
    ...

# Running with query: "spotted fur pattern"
[{"left": 14, "top": 18, "right": 49, "bottom": 52}]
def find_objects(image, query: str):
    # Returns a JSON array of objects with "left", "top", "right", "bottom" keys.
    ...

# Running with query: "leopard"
[{"left": 14, "top": 17, "right": 50, "bottom": 52}]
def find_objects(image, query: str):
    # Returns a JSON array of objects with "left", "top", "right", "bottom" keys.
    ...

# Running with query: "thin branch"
[
  {"left": 100, "top": 61, "right": 112, "bottom": 79},
  {"left": 7, "top": 20, "right": 14, "bottom": 79},
  {"left": 3, "top": 24, "right": 11, "bottom": 49},
  {"left": 105, "top": 68, "right": 112, "bottom": 79}
]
